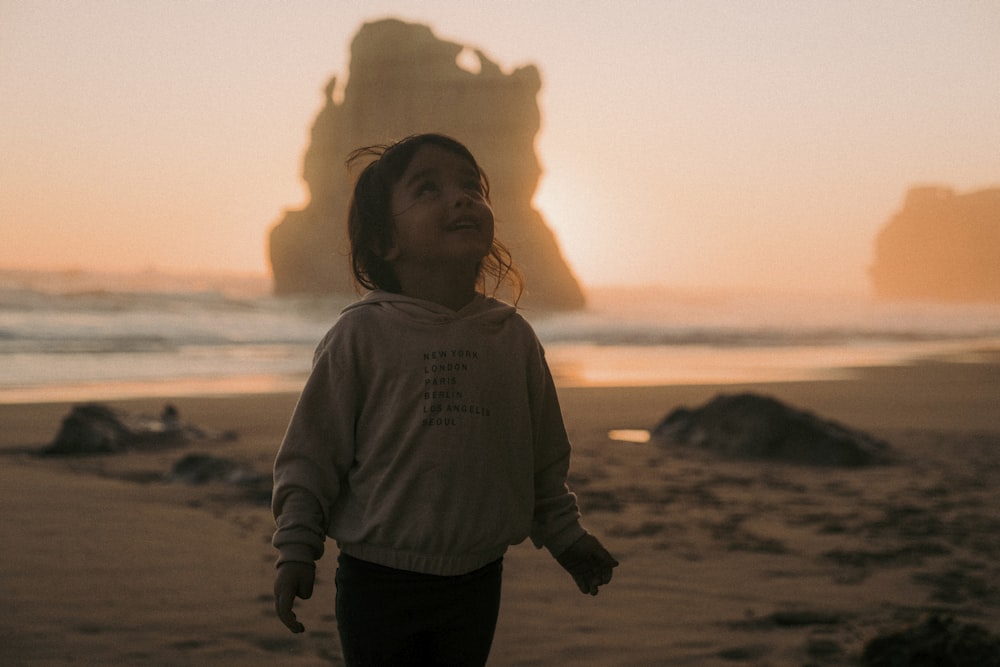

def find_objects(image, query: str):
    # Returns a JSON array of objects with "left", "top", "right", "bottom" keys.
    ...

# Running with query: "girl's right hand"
[
  {"left": 555, "top": 533, "right": 619, "bottom": 595},
  {"left": 274, "top": 561, "right": 316, "bottom": 633}
]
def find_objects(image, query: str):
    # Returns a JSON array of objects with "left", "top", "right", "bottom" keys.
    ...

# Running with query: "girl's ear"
[
  {"left": 381, "top": 243, "right": 400, "bottom": 262},
  {"left": 376, "top": 232, "right": 400, "bottom": 262}
]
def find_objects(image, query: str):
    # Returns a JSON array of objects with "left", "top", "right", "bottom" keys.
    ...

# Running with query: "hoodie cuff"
[
  {"left": 542, "top": 522, "right": 588, "bottom": 559},
  {"left": 275, "top": 543, "right": 321, "bottom": 568}
]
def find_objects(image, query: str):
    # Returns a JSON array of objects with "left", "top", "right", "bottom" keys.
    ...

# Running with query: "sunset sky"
[{"left": 2, "top": 1, "right": 998, "bottom": 292}]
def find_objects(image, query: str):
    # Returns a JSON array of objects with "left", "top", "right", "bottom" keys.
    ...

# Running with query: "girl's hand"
[
  {"left": 555, "top": 533, "right": 619, "bottom": 595},
  {"left": 274, "top": 561, "right": 316, "bottom": 633}
]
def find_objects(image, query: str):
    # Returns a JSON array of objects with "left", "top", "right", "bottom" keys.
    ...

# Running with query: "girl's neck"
[{"left": 395, "top": 265, "right": 479, "bottom": 311}]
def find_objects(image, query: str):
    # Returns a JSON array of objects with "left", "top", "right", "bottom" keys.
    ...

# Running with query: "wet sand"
[{"left": 2, "top": 357, "right": 999, "bottom": 665}]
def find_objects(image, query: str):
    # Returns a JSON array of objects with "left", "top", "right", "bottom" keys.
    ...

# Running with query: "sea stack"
[
  {"left": 268, "top": 18, "right": 585, "bottom": 309},
  {"left": 870, "top": 186, "right": 1000, "bottom": 302}
]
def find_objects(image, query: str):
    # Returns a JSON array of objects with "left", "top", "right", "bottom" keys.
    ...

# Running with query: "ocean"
[{"left": 3, "top": 268, "right": 999, "bottom": 404}]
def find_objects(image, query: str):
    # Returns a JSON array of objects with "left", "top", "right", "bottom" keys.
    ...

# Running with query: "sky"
[{"left": 2, "top": 1, "right": 998, "bottom": 293}]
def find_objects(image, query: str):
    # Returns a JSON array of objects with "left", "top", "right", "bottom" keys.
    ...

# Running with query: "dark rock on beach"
[
  {"left": 652, "top": 393, "right": 892, "bottom": 467},
  {"left": 862, "top": 615, "right": 1000, "bottom": 667},
  {"left": 167, "top": 454, "right": 272, "bottom": 505},
  {"left": 167, "top": 453, "right": 262, "bottom": 486},
  {"left": 39, "top": 403, "right": 236, "bottom": 456}
]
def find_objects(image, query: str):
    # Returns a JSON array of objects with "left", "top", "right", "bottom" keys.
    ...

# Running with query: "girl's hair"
[{"left": 346, "top": 133, "right": 523, "bottom": 303}]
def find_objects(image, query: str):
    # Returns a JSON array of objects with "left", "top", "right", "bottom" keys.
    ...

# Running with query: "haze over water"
[{"left": 3, "top": 268, "right": 998, "bottom": 404}]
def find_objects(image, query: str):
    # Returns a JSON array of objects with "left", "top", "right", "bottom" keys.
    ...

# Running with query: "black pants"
[{"left": 335, "top": 553, "right": 503, "bottom": 666}]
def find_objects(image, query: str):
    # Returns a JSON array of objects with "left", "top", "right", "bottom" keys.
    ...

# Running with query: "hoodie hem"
[{"left": 338, "top": 542, "right": 509, "bottom": 577}]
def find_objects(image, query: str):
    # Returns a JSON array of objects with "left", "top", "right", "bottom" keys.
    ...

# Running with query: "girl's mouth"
[{"left": 449, "top": 216, "right": 479, "bottom": 231}]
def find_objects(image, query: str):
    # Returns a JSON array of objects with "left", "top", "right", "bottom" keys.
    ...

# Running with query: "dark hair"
[{"left": 346, "top": 133, "right": 522, "bottom": 302}]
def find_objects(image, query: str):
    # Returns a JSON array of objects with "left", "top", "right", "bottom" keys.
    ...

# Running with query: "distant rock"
[
  {"left": 267, "top": 18, "right": 585, "bottom": 309},
  {"left": 870, "top": 186, "right": 1000, "bottom": 302},
  {"left": 40, "top": 403, "right": 236, "bottom": 456},
  {"left": 651, "top": 393, "right": 892, "bottom": 467}
]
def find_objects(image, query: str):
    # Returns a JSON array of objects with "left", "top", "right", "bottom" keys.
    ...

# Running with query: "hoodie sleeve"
[
  {"left": 271, "top": 328, "right": 358, "bottom": 567},
  {"left": 528, "top": 346, "right": 588, "bottom": 557}
]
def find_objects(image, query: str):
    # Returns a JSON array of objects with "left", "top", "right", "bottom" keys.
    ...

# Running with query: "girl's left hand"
[{"left": 555, "top": 533, "right": 619, "bottom": 595}]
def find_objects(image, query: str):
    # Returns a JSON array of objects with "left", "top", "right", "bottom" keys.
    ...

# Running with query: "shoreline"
[
  {"left": 0, "top": 374, "right": 311, "bottom": 407},
  {"left": 3, "top": 351, "right": 999, "bottom": 433},
  {"left": 4, "top": 340, "right": 999, "bottom": 408}
]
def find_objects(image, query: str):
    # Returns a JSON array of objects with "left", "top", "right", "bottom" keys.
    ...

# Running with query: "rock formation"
[
  {"left": 268, "top": 18, "right": 585, "bottom": 309},
  {"left": 870, "top": 186, "right": 1000, "bottom": 302},
  {"left": 651, "top": 393, "right": 892, "bottom": 467}
]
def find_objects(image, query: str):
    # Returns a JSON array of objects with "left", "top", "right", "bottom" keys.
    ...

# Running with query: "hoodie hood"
[{"left": 341, "top": 290, "right": 517, "bottom": 327}]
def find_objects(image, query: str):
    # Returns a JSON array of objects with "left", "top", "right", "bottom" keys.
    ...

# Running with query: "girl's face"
[{"left": 384, "top": 144, "right": 495, "bottom": 273}]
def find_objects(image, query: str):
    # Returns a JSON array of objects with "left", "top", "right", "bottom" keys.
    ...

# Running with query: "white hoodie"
[{"left": 272, "top": 291, "right": 586, "bottom": 576}]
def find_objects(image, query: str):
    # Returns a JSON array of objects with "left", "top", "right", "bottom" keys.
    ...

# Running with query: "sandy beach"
[{"left": 2, "top": 357, "right": 999, "bottom": 666}]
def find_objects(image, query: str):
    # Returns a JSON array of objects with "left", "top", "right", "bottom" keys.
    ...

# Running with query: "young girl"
[{"left": 272, "top": 133, "right": 617, "bottom": 665}]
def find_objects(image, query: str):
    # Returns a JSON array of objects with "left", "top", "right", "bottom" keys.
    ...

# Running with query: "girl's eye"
[
  {"left": 464, "top": 182, "right": 485, "bottom": 197},
  {"left": 417, "top": 181, "right": 440, "bottom": 196}
]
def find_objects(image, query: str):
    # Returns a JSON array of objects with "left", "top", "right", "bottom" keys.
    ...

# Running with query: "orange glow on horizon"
[{"left": 2, "top": 3, "right": 998, "bottom": 292}]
